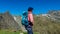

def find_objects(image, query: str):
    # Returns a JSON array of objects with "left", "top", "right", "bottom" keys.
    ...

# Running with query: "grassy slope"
[
  {"left": 0, "top": 30, "right": 20, "bottom": 34},
  {"left": 0, "top": 30, "right": 38, "bottom": 34},
  {"left": 33, "top": 15, "right": 60, "bottom": 34}
]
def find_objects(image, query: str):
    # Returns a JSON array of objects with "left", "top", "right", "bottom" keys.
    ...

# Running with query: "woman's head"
[{"left": 28, "top": 7, "right": 33, "bottom": 12}]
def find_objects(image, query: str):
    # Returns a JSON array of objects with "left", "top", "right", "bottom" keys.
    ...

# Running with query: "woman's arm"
[{"left": 28, "top": 13, "right": 34, "bottom": 25}]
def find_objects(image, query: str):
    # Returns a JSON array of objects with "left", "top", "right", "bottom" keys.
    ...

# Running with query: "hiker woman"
[{"left": 21, "top": 7, "right": 34, "bottom": 34}]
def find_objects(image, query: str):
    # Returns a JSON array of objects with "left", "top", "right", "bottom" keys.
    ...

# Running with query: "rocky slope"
[{"left": 0, "top": 12, "right": 20, "bottom": 31}]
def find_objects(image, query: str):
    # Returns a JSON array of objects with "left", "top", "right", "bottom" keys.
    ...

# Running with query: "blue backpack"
[{"left": 21, "top": 11, "right": 29, "bottom": 26}]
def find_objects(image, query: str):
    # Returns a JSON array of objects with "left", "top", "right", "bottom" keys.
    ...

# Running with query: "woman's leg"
[{"left": 25, "top": 25, "right": 33, "bottom": 34}]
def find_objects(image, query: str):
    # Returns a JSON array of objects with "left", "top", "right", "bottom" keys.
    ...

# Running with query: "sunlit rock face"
[{"left": 13, "top": 16, "right": 27, "bottom": 32}]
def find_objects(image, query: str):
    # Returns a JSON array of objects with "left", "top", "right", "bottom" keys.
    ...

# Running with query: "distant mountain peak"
[{"left": 41, "top": 14, "right": 48, "bottom": 16}]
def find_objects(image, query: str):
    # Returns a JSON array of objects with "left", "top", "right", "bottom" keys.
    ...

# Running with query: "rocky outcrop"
[
  {"left": 0, "top": 12, "right": 20, "bottom": 30},
  {"left": 47, "top": 10, "right": 60, "bottom": 22}
]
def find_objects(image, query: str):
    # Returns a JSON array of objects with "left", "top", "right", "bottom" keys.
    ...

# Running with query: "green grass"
[
  {"left": 0, "top": 30, "right": 20, "bottom": 34},
  {"left": 0, "top": 30, "right": 39, "bottom": 34}
]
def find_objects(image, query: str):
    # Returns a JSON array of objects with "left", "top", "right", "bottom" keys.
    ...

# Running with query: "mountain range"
[{"left": 0, "top": 10, "right": 60, "bottom": 34}]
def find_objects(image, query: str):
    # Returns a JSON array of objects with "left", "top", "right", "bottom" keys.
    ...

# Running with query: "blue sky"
[{"left": 0, "top": 0, "right": 60, "bottom": 16}]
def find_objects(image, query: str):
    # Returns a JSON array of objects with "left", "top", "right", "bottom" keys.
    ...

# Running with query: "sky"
[{"left": 0, "top": 0, "right": 60, "bottom": 16}]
